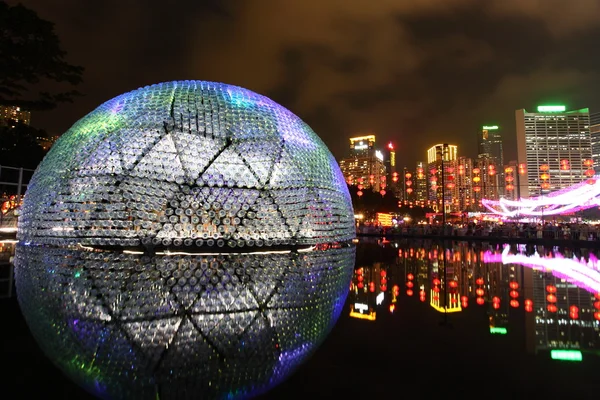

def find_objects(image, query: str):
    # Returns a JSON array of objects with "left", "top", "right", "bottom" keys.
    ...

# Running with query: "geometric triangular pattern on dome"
[
  {"left": 118, "top": 275, "right": 178, "bottom": 320},
  {"left": 160, "top": 317, "right": 220, "bottom": 373},
  {"left": 196, "top": 311, "right": 258, "bottom": 357},
  {"left": 246, "top": 191, "right": 292, "bottom": 242},
  {"left": 268, "top": 147, "right": 305, "bottom": 188},
  {"left": 200, "top": 148, "right": 260, "bottom": 188},
  {"left": 120, "top": 129, "right": 164, "bottom": 171},
  {"left": 270, "top": 188, "right": 310, "bottom": 239},
  {"left": 121, "top": 317, "right": 183, "bottom": 371},
  {"left": 132, "top": 134, "right": 186, "bottom": 183},
  {"left": 171, "top": 132, "right": 227, "bottom": 183},
  {"left": 77, "top": 137, "right": 124, "bottom": 176},
  {"left": 231, "top": 139, "right": 283, "bottom": 185}
]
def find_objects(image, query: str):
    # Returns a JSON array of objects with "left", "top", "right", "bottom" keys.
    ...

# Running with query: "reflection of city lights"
[{"left": 483, "top": 245, "right": 600, "bottom": 294}]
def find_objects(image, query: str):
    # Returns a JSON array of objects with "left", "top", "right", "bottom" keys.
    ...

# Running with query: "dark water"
[{"left": 2, "top": 238, "right": 600, "bottom": 399}]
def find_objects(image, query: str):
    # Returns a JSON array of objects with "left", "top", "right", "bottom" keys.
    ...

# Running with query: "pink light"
[
  {"left": 481, "top": 176, "right": 600, "bottom": 217},
  {"left": 483, "top": 245, "right": 600, "bottom": 294}
]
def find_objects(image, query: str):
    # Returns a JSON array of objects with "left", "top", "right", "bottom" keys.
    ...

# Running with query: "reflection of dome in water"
[{"left": 15, "top": 81, "right": 355, "bottom": 399}]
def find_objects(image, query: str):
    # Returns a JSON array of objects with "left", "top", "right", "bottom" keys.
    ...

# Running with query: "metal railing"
[{"left": 0, "top": 165, "right": 33, "bottom": 298}]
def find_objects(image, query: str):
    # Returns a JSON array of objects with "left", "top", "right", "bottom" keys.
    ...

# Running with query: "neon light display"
[
  {"left": 537, "top": 105, "right": 566, "bottom": 112},
  {"left": 14, "top": 81, "right": 356, "bottom": 399},
  {"left": 482, "top": 125, "right": 499, "bottom": 130},
  {"left": 550, "top": 349, "right": 583, "bottom": 362},
  {"left": 483, "top": 246, "right": 600, "bottom": 294},
  {"left": 481, "top": 176, "right": 600, "bottom": 217}
]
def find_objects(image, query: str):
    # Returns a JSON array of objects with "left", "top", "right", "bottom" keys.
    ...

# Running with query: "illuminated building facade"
[
  {"left": 479, "top": 125, "right": 504, "bottom": 197},
  {"left": 426, "top": 144, "right": 458, "bottom": 212},
  {"left": 340, "top": 135, "right": 386, "bottom": 192},
  {"left": 455, "top": 157, "right": 474, "bottom": 211},
  {"left": 516, "top": 105, "right": 592, "bottom": 198},
  {"left": 414, "top": 161, "right": 428, "bottom": 203},
  {"left": 0, "top": 105, "right": 30, "bottom": 127},
  {"left": 385, "top": 142, "right": 400, "bottom": 197},
  {"left": 590, "top": 111, "right": 600, "bottom": 173}
]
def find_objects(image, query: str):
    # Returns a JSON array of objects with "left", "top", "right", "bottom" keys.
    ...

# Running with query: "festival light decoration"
[
  {"left": 15, "top": 81, "right": 356, "bottom": 399},
  {"left": 483, "top": 246, "right": 600, "bottom": 294},
  {"left": 481, "top": 176, "right": 600, "bottom": 217}
]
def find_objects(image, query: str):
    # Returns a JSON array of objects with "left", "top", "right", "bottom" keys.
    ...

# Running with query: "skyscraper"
[
  {"left": 479, "top": 125, "right": 504, "bottom": 168},
  {"left": 339, "top": 134, "right": 386, "bottom": 192},
  {"left": 515, "top": 105, "right": 592, "bottom": 198},
  {"left": 590, "top": 112, "right": 600, "bottom": 173},
  {"left": 426, "top": 144, "right": 458, "bottom": 212}
]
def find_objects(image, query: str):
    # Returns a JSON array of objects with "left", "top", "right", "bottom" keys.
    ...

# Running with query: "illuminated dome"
[{"left": 15, "top": 81, "right": 355, "bottom": 399}]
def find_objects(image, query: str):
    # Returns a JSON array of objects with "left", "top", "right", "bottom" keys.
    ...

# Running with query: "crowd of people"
[{"left": 358, "top": 221, "right": 600, "bottom": 241}]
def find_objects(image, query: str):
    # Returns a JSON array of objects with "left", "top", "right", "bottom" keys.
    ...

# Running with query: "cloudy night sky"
[{"left": 9, "top": 0, "right": 600, "bottom": 167}]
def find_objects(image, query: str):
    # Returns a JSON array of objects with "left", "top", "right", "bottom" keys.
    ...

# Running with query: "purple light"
[
  {"left": 482, "top": 176, "right": 600, "bottom": 217},
  {"left": 483, "top": 245, "right": 600, "bottom": 293}
]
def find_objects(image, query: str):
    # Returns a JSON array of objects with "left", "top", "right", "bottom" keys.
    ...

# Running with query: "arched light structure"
[
  {"left": 481, "top": 176, "right": 600, "bottom": 218},
  {"left": 15, "top": 81, "right": 355, "bottom": 399}
]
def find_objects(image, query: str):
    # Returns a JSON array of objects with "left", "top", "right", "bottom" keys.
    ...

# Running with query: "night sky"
[{"left": 10, "top": 0, "right": 600, "bottom": 168}]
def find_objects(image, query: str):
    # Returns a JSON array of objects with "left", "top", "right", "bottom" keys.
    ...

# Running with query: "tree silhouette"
[
  {"left": 0, "top": 122, "right": 46, "bottom": 169},
  {"left": 0, "top": 1, "right": 83, "bottom": 110}
]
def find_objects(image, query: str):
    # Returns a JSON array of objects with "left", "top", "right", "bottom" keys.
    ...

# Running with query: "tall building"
[
  {"left": 479, "top": 125, "right": 504, "bottom": 197},
  {"left": 0, "top": 105, "right": 30, "bottom": 127},
  {"left": 455, "top": 157, "right": 474, "bottom": 211},
  {"left": 426, "top": 144, "right": 458, "bottom": 212},
  {"left": 349, "top": 135, "right": 376, "bottom": 157},
  {"left": 340, "top": 135, "right": 386, "bottom": 192},
  {"left": 414, "top": 161, "right": 428, "bottom": 204},
  {"left": 590, "top": 112, "right": 600, "bottom": 173},
  {"left": 515, "top": 105, "right": 592, "bottom": 198},
  {"left": 385, "top": 142, "right": 400, "bottom": 197}
]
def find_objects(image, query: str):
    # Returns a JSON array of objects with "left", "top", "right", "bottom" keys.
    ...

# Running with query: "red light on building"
[
  {"left": 389, "top": 304, "right": 395, "bottom": 313},
  {"left": 594, "top": 301, "right": 600, "bottom": 310},
  {"left": 476, "top": 297, "right": 485, "bottom": 305},
  {"left": 594, "top": 312, "right": 600, "bottom": 321},
  {"left": 547, "top": 304, "right": 558, "bottom": 313},
  {"left": 492, "top": 296, "right": 500, "bottom": 304},
  {"left": 475, "top": 278, "right": 484, "bottom": 285},
  {"left": 492, "top": 302, "right": 500, "bottom": 310},
  {"left": 369, "top": 281, "right": 375, "bottom": 293},
  {"left": 406, "top": 281, "right": 414, "bottom": 288},
  {"left": 449, "top": 280, "right": 458, "bottom": 288},
  {"left": 525, "top": 299, "right": 533, "bottom": 313},
  {"left": 476, "top": 288, "right": 485, "bottom": 297},
  {"left": 407, "top": 273, "right": 414, "bottom": 280},
  {"left": 406, "top": 289, "right": 414, "bottom": 296},
  {"left": 546, "top": 294, "right": 557, "bottom": 303},
  {"left": 546, "top": 285, "right": 557, "bottom": 293},
  {"left": 569, "top": 305, "right": 579, "bottom": 319},
  {"left": 433, "top": 278, "right": 441, "bottom": 286},
  {"left": 509, "top": 290, "right": 519, "bottom": 299},
  {"left": 595, "top": 292, "right": 600, "bottom": 300},
  {"left": 510, "top": 299, "right": 519, "bottom": 308},
  {"left": 388, "top": 142, "right": 394, "bottom": 150},
  {"left": 509, "top": 281, "right": 519, "bottom": 290},
  {"left": 358, "top": 282, "right": 364, "bottom": 289}
]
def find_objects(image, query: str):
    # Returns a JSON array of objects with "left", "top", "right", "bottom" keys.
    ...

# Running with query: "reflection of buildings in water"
[
  {"left": 483, "top": 245, "right": 600, "bottom": 356},
  {"left": 349, "top": 262, "right": 391, "bottom": 321}
]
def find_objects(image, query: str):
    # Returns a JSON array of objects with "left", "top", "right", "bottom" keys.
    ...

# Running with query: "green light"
[
  {"left": 537, "top": 105, "right": 566, "bottom": 112},
  {"left": 482, "top": 125, "right": 498, "bottom": 130},
  {"left": 489, "top": 327, "right": 507, "bottom": 335},
  {"left": 550, "top": 349, "right": 582, "bottom": 362}
]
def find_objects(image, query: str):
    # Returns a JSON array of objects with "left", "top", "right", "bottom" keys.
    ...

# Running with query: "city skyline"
[{"left": 7, "top": 0, "right": 600, "bottom": 169}]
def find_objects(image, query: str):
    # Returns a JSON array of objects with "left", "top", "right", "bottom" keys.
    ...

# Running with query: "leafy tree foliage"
[
  {"left": 0, "top": 1, "right": 83, "bottom": 110},
  {"left": 0, "top": 123, "right": 46, "bottom": 169}
]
